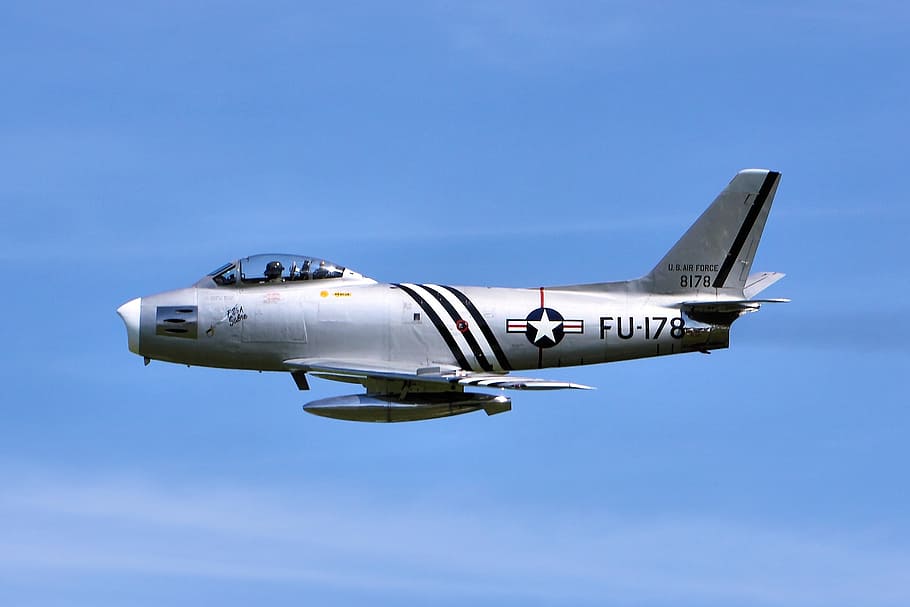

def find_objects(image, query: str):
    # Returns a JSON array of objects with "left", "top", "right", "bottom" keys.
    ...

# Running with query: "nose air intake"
[{"left": 117, "top": 297, "right": 141, "bottom": 354}]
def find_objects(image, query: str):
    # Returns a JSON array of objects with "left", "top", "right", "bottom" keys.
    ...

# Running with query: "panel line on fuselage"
[
  {"left": 436, "top": 285, "right": 512, "bottom": 371},
  {"left": 422, "top": 284, "right": 498, "bottom": 372},
  {"left": 403, "top": 283, "right": 495, "bottom": 372},
  {"left": 395, "top": 283, "right": 473, "bottom": 371}
]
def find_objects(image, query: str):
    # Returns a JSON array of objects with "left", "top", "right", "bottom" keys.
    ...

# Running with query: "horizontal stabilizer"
[
  {"left": 683, "top": 298, "right": 789, "bottom": 313},
  {"left": 682, "top": 298, "right": 789, "bottom": 325},
  {"left": 744, "top": 272, "right": 786, "bottom": 298}
]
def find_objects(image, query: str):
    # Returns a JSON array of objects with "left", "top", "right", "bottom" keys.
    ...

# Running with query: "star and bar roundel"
[
  {"left": 507, "top": 307, "right": 584, "bottom": 348},
  {"left": 394, "top": 283, "right": 585, "bottom": 374}
]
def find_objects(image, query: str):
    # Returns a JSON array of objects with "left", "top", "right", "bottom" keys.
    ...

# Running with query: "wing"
[{"left": 283, "top": 358, "right": 594, "bottom": 391}]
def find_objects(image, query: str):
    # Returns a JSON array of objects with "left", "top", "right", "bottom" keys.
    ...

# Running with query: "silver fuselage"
[{"left": 134, "top": 276, "right": 724, "bottom": 373}]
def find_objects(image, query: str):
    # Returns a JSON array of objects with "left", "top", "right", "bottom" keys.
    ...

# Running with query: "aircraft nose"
[{"left": 117, "top": 297, "right": 142, "bottom": 354}]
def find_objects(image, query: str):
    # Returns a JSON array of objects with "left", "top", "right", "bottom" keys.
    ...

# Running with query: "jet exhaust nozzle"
[{"left": 303, "top": 392, "right": 511, "bottom": 423}]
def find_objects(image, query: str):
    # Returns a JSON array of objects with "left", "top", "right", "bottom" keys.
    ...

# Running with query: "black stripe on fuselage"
[
  {"left": 713, "top": 171, "right": 780, "bottom": 289},
  {"left": 420, "top": 285, "right": 494, "bottom": 372},
  {"left": 395, "top": 283, "right": 472, "bottom": 371},
  {"left": 438, "top": 285, "right": 513, "bottom": 371}
]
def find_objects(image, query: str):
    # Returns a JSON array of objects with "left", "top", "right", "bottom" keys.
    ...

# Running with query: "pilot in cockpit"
[
  {"left": 289, "top": 259, "right": 311, "bottom": 280},
  {"left": 264, "top": 260, "right": 284, "bottom": 282},
  {"left": 313, "top": 260, "right": 329, "bottom": 279}
]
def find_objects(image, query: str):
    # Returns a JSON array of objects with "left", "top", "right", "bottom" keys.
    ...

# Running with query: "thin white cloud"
[
  {"left": 763, "top": 0, "right": 910, "bottom": 34},
  {"left": 427, "top": 0, "right": 651, "bottom": 68},
  {"left": 2, "top": 470, "right": 908, "bottom": 605},
  {"left": 425, "top": 0, "right": 910, "bottom": 73}
]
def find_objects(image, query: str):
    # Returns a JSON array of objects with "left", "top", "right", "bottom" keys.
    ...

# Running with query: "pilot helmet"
[{"left": 265, "top": 260, "right": 284, "bottom": 280}]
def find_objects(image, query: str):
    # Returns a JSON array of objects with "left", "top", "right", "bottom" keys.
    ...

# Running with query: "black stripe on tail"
[{"left": 713, "top": 171, "right": 780, "bottom": 289}]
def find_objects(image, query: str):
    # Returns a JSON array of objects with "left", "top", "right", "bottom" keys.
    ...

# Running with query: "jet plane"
[{"left": 117, "top": 169, "right": 787, "bottom": 422}]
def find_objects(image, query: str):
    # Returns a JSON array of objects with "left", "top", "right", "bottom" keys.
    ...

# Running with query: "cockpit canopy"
[{"left": 204, "top": 254, "right": 366, "bottom": 287}]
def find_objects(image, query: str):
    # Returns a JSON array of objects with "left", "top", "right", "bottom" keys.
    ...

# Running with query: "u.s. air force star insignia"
[{"left": 506, "top": 307, "right": 583, "bottom": 348}]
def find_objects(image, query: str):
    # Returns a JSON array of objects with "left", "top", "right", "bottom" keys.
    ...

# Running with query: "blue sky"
[{"left": 1, "top": 2, "right": 909, "bottom": 605}]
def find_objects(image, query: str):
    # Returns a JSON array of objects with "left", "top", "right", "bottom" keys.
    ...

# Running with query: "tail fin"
[{"left": 642, "top": 169, "right": 781, "bottom": 296}]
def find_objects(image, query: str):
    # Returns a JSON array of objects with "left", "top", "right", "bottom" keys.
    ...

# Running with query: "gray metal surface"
[{"left": 117, "top": 169, "right": 788, "bottom": 422}]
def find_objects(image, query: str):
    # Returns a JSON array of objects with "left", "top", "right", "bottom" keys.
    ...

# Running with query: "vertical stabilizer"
[{"left": 641, "top": 169, "right": 781, "bottom": 296}]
